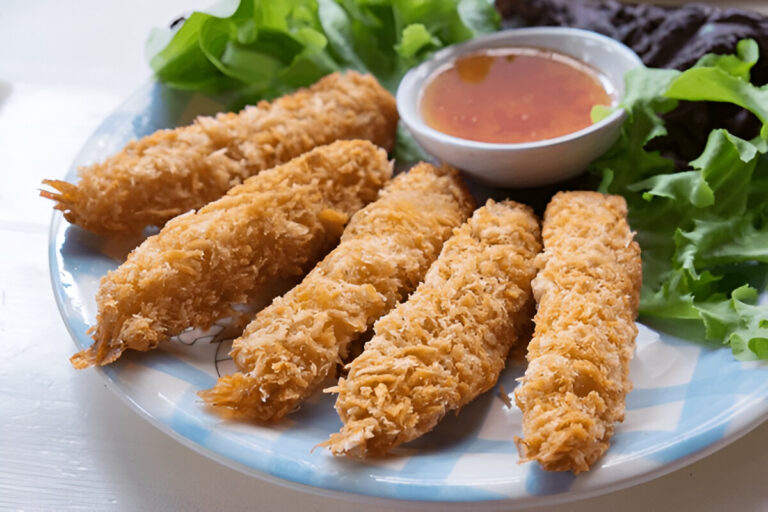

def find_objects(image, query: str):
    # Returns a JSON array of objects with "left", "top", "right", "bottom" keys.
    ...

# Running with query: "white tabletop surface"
[{"left": 2, "top": 1, "right": 767, "bottom": 510}]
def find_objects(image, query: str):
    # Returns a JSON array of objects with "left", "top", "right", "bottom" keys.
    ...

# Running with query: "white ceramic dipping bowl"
[{"left": 396, "top": 27, "right": 644, "bottom": 187}]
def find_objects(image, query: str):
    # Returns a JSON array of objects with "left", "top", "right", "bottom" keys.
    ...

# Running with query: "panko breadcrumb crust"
[
  {"left": 514, "top": 191, "right": 642, "bottom": 474},
  {"left": 70, "top": 140, "right": 392, "bottom": 369},
  {"left": 41, "top": 71, "right": 398, "bottom": 234},
  {"left": 199, "top": 163, "right": 475, "bottom": 421},
  {"left": 324, "top": 200, "right": 542, "bottom": 457}
]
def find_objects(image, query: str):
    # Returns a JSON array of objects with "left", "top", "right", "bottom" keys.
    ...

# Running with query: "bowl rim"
[{"left": 396, "top": 27, "right": 645, "bottom": 152}]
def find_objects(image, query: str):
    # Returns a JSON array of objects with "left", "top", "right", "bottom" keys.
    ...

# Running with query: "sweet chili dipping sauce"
[{"left": 420, "top": 48, "right": 614, "bottom": 144}]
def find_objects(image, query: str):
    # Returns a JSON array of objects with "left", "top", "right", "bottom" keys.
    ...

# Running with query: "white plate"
[{"left": 49, "top": 82, "right": 768, "bottom": 509}]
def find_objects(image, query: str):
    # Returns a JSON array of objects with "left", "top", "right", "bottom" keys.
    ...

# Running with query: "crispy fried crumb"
[
  {"left": 513, "top": 191, "right": 642, "bottom": 474},
  {"left": 199, "top": 163, "right": 475, "bottom": 421},
  {"left": 499, "top": 384, "right": 512, "bottom": 408},
  {"left": 70, "top": 140, "right": 391, "bottom": 369},
  {"left": 323, "top": 200, "right": 541, "bottom": 457},
  {"left": 42, "top": 72, "right": 398, "bottom": 234}
]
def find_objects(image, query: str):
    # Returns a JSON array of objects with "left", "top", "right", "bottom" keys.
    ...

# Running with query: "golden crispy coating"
[
  {"left": 41, "top": 72, "right": 398, "bottom": 234},
  {"left": 199, "top": 163, "right": 475, "bottom": 421},
  {"left": 324, "top": 200, "right": 541, "bottom": 457},
  {"left": 514, "top": 191, "right": 642, "bottom": 474},
  {"left": 70, "top": 140, "right": 392, "bottom": 369}
]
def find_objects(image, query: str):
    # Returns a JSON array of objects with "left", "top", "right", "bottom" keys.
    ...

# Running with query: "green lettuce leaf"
[
  {"left": 147, "top": 0, "right": 500, "bottom": 159},
  {"left": 593, "top": 38, "right": 768, "bottom": 360},
  {"left": 665, "top": 39, "right": 768, "bottom": 138}
]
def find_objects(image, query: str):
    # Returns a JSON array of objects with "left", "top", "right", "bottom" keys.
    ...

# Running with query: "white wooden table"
[{"left": 1, "top": 1, "right": 766, "bottom": 510}]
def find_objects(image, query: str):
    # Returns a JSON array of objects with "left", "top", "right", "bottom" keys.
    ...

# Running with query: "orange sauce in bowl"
[{"left": 420, "top": 48, "right": 614, "bottom": 144}]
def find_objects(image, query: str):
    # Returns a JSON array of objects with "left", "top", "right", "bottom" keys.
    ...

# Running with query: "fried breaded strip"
[
  {"left": 42, "top": 71, "right": 398, "bottom": 234},
  {"left": 514, "top": 191, "right": 642, "bottom": 474},
  {"left": 70, "top": 140, "right": 392, "bottom": 369},
  {"left": 324, "top": 200, "right": 541, "bottom": 457},
  {"left": 199, "top": 163, "right": 475, "bottom": 421}
]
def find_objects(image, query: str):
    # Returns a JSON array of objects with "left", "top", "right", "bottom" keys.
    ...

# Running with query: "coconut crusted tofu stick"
[
  {"left": 514, "top": 191, "right": 642, "bottom": 474},
  {"left": 199, "top": 163, "right": 475, "bottom": 421},
  {"left": 323, "top": 200, "right": 541, "bottom": 457},
  {"left": 70, "top": 140, "right": 391, "bottom": 369},
  {"left": 41, "top": 71, "right": 397, "bottom": 234}
]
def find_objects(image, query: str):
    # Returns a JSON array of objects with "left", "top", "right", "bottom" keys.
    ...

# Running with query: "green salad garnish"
[
  {"left": 146, "top": 0, "right": 499, "bottom": 98},
  {"left": 147, "top": 2, "right": 768, "bottom": 360},
  {"left": 593, "top": 39, "right": 768, "bottom": 360},
  {"left": 146, "top": 0, "right": 498, "bottom": 160}
]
